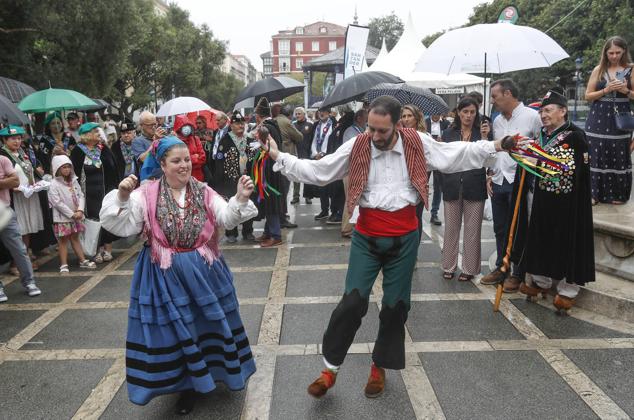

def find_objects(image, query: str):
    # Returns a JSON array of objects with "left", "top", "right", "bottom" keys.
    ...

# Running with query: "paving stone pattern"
[{"left": 0, "top": 200, "right": 632, "bottom": 419}]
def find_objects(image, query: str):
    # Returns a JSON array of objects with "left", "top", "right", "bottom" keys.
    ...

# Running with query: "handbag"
[
  {"left": 614, "top": 109, "right": 634, "bottom": 131},
  {"left": 80, "top": 218, "right": 101, "bottom": 257},
  {"left": 611, "top": 69, "right": 634, "bottom": 131}
]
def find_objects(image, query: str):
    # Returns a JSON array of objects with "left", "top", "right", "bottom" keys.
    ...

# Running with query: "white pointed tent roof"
[
  {"left": 369, "top": 13, "right": 425, "bottom": 76},
  {"left": 369, "top": 12, "right": 484, "bottom": 88},
  {"left": 368, "top": 38, "right": 390, "bottom": 71}
]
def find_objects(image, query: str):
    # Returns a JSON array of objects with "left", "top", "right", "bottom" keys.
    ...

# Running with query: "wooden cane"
[{"left": 493, "top": 168, "right": 526, "bottom": 312}]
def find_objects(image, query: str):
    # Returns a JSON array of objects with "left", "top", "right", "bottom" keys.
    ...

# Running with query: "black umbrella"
[
  {"left": 367, "top": 83, "right": 449, "bottom": 116},
  {"left": 77, "top": 98, "right": 110, "bottom": 112},
  {"left": 0, "top": 77, "right": 36, "bottom": 103},
  {"left": 234, "top": 76, "right": 304, "bottom": 105},
  {"left": 321, "top": 71, "right": 403, "bottom": 109},
  {"left": 0, "top": 94, "right": 30, "bottom": 125}
]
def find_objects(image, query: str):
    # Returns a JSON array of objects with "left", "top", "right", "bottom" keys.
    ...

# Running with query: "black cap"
[
  {"left": 120, "top": 119, "right": 135, "bottom": 132},
  {"left": 540, "top": 89, "right": 567, "bottom": 108},
  {"left": 230, "top": 110, "right": 246, "bottom": 123}
]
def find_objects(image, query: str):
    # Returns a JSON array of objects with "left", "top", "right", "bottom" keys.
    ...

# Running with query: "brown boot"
[
  {"left": 502, "top": 275, "right": 522, "bottom": 293},
  {"left": 480, "top": 268, "right": 507, "bottom": 285},
  {"left": 553, "top": 294, "right": 575, "bottom": 311},
  {"left": 307, "top": 369, "right": 337, "bottom": 398},
  {"left": 519, "top": 282, "right": 549, "bottom": 299},
  {"left": 364, "top": 363, "right": 385, "bottom": 398}
]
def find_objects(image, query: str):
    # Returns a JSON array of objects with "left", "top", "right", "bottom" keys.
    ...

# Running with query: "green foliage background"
[{"left": 0, "top": 0, "right": 244, "bottom": 116}]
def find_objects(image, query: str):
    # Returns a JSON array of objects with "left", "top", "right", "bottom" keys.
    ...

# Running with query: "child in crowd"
[{"left": 48, "top": 155, "right": 96, "bottom": 272}]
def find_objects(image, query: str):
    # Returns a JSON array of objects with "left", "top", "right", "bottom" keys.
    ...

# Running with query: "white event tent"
[{"left": 369, "top": 13, "right": 485, "bottom": 92}]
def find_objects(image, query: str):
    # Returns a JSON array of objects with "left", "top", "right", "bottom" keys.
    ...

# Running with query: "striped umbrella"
[{"left": 367, "top": 83, "right": 449, "bottom": 116}]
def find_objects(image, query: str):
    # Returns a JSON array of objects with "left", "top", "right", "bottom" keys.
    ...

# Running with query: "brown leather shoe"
[
  {"left": 364, "top": 364, "right": 385, "bottom": 398},
  {"left": 553, "top": 294, "right": 575, "bottom": 311},
  {"left": 307, "top": 369, "right": 337, "bottom": 398},
  {"left": 254, "top": 234, "right": 270, "bottom": 242},
  {"left": 503, "top": 275, "right": 522, "bottom": 293},
  {"left": 519, "top": 282, "right": 549, "bottom": 298},
  {"left": 480, "top": 268, "right": 507, "bottom": 285},
  {"left": 260, "top": 238, "right": 282, "bottom": 248}
]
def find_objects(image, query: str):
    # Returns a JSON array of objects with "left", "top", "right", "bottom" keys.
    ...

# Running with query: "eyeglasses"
[{"left": 142, "top": 123, "right": 158, "bottom": 127}]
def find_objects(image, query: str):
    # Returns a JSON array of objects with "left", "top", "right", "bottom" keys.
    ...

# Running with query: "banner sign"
[
  {"left": 344, "top": 24, "right": 370, "bottom": 79},
  {"left": 435, "top": 87, "right": 465, "bottom": 94},
  {"left": 498, "top": 6, "right": 519, "bottom": 24}
]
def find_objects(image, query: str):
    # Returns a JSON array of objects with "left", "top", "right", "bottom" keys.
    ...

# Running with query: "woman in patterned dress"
[{"left": 584, "top": 36, "right": 634, "bottom": 204}]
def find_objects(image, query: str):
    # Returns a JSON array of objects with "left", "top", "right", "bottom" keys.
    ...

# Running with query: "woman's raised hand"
[
  {"left": 118, "top": 175, "right": 138, "bottom": 202},
  {"left": 236, "top": 175, "right": 254, "bottom": 202}
]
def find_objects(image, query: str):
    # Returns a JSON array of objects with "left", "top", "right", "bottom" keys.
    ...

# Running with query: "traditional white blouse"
[
  {"left": 274, "top": 131, "right": 497, "bottom": 212},
  {"left": 99, "top": 188, "right": 258, "bottom": 238}
]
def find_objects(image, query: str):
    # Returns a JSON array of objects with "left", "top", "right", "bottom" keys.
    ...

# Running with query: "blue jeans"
[
  {"left": 431, "top": 171, "right": 442, "bottom": 217},
  {"left": 0, "top": 209, "right": 35, "bottom": 289},
  {"left": 264, "top": 215, "right": 281, "bottom": 240}
]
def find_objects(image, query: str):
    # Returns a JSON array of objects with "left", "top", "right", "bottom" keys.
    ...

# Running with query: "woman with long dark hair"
[
  {"left": 585, "top": 36, "right": 634, "bottom": 204},
  {"left": 440, "top": 97, "right": 491, "bottom": 281}
]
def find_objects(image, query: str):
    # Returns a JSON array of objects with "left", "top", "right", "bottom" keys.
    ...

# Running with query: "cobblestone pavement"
[{"left": 1, "top": 200, "right": 633, "bottom": 419}]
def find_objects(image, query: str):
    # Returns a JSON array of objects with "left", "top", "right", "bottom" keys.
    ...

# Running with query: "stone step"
[
  {"left": 577, "top": 271, "right": 634, "bottom": 323},
  {"left": 488, "top": 253, "right": 634, "bottom": 323},
  {"left": 592, "top": 201, "right": 634, "bottom": 282}
]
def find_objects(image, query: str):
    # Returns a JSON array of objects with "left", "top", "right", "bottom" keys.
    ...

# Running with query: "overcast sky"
[{"left": 173, "top": 0, "right": 491, "bottom": 71}]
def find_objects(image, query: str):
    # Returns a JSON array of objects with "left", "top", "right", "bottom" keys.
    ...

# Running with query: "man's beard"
[{"left": 371, "top": 129, "right": 397, "bottom": 151}]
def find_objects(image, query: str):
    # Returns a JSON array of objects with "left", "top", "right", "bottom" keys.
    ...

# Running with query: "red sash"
[{"left": 355, "top": 205, "right": 418, "bottom": 237}]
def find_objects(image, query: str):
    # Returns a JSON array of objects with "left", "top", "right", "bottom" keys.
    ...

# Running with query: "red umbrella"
[{"left": 186, "top": 109, "right": 220, "bottom": 131}]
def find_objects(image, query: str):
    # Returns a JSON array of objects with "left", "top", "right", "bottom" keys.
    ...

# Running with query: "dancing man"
[{"left": 265, "top": 96, "right": 518, "bottom": 399}]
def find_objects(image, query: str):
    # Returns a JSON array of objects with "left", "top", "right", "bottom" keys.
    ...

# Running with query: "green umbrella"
[{"left": 18, "top": 88, "right": 97, "bottom": 113}]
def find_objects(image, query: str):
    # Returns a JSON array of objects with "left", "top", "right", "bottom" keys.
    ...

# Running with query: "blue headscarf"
[{"left": 140, "top": 136, "right": 186, "bottom": 181}]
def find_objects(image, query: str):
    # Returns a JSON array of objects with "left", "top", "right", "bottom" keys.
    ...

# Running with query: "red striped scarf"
[{"left": 346, "top": 128, "right": 429, "bottom": 215}]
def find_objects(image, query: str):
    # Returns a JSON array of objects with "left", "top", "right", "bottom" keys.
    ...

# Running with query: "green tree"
[
  {"left": 0, "top": 0, "right": 144, "bottom": 96},
  {"left": 367, "top": 12, "right": 404, "bottom": 51},
  {"left": 0, "top": 0, "right": 240, "bottom": 117},
  {"left": 464, "top": 0, "right": 634, "bottom": 100}
]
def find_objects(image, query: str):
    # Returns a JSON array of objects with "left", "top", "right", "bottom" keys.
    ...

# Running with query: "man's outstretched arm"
[
  {"left": 268, "top": 137, "right": 352, "bottom": 186},
  {"left": 422, "top": 132, "right": 517, "bottom": 173}
]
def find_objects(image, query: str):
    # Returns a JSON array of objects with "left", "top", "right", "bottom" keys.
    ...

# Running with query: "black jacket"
[
  {"left": 441, "top": 126, "right": 489, "bottom": 202},
  {"left": 424, "top": 118, "right": 450, "bottom": 141},
  {"left": 111, "top": 140, "right": 139, "bottom": 181},
  {"left": 293, "top": 119, "right": 314, "bottom": 159}
]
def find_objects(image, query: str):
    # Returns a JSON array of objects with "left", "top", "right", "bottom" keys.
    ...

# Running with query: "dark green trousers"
[{"left": 322, "top": 229, "right": 419, "bottom": 370}]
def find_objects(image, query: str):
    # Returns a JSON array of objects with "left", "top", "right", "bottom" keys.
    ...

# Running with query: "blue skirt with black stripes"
[{"left": 125, "top": 246, "right": 256, "bottom": 405}]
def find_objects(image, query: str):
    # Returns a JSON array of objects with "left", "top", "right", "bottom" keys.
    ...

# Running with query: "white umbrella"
[
  {"left": 415, "top": 23, "right": 569, "bottom": 74},
  {"left": 415, "top": 23, "right": 568, "bottom": 112},
  {"left": 156, "top": 96, "right": 211, "bottom": 117}
]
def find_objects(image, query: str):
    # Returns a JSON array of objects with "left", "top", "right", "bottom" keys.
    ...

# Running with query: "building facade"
[
  {"left": 267, "top": 21, "right": 346, "bottom": 77},
  {"left": 222, "top": 54, "right": 258, "bottom": 86},
  {"left": 261, "top": 51, "right": 273, "bottom": 78}
]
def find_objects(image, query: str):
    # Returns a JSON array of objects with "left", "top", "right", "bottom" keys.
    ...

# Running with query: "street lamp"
[{"left": 574, "top": 57, "right": 582, "bottom": 122}]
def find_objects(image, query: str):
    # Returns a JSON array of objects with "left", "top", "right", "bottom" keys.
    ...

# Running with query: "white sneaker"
[
  {"left": 94, "top": 252, "right": 104, "bottom": 264},
  {"left": 79, "top": 260, "right": 97, "bottom": 269},
  {"left": 102, "top": 251, "right": 113, "bottom": 262},
  {"left": 25, "top": 283, "right": 41, "bottom": 297},
  {"left": 0, "top": 288, "right": 7, "bottom": 302}
]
